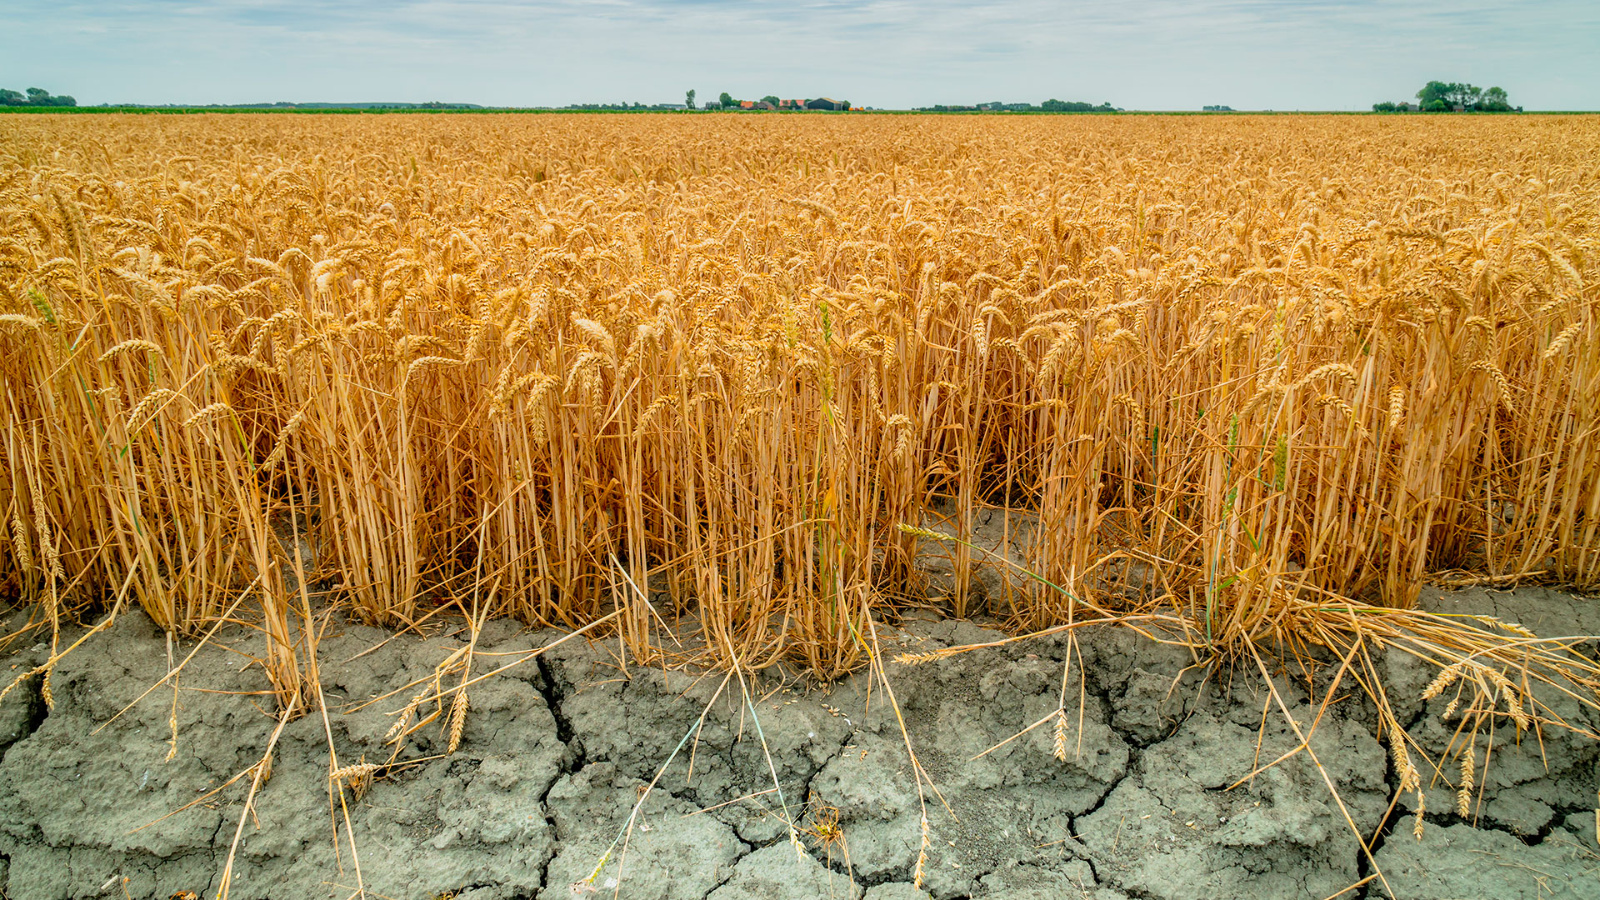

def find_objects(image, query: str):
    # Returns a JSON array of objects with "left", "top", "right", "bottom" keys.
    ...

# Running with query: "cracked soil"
[{"left": 1, "top": 584, "right": 1597, "bottom": 900}]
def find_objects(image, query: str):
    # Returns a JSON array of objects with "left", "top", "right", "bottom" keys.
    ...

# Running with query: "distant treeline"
[
  {"left": 93, "top": 101, "right": 484, "bottom": 110},
  {"left": 1374, "top": 81, "right": 1518, "bottom": 113},
  {"left": 564, "top": 102, "right": 689, "bottom": 111},
  {"left": 1, "top": 88, "right": 76, "bottom": 107},
  {"left": 917, "top": 99, "right": 1118, "bottom": 112}
]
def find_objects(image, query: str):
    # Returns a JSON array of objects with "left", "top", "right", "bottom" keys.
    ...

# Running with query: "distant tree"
[
  {"left": 685, "top": 89, "right": 696, "bottom": 110},
  {"left": 0, "top": 89, "right": 24, "bottom": 106},
  {"left": 761, "top": 95, "right": 780, "bottom": 106},
  {"left": 1420, "top": 80, "right": 1476, "bottom": 110},
  {"left": 17, "top": 87, "right": 75, "bottom": 107},
  {"left": 1432, "top": 83, "right": 1460, "bottom": 109},
  {"left": 1478, "top": 86, "right": 1513, "bottom": 111},
  {"left": 719, "top": 92, "right": 736, "bottom": 109}
]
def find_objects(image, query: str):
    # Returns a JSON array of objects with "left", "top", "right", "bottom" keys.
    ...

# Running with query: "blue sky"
[{"left": 2, "top": 1, "right": 1596, "bottom": 110}]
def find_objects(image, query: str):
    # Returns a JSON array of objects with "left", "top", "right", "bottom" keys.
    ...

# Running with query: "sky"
[{"left": 2, "top": 1, "right": 1597, "bottom": 111}]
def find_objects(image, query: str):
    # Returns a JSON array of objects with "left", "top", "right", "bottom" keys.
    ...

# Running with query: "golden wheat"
[{"left": 0, "top": 112, "right": 1596, "bottom": 693}]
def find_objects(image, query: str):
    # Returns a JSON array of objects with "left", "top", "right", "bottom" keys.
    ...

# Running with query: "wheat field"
[{"left": 1, "top": 113, "right": 1596, "bottom": 702}]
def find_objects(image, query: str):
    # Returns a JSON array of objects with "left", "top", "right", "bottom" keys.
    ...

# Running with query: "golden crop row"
[{"left": 1, "top": 113, "right": 1596, "bottom": 699}]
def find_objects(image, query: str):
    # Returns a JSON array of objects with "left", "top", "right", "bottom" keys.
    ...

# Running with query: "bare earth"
[{"left": 1, "top": 585, "right": 1596, "bottom": 900}]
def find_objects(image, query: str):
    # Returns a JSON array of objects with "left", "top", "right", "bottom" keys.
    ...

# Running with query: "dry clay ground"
[{"left": 1, "top": 585, "right": 1597, "bottom": 900}]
